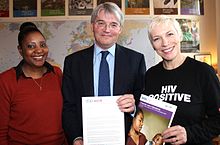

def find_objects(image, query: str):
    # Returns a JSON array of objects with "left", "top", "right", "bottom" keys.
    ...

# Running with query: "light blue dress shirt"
[{"left": 93, "top": 44, "right": 116, "bottom": 96}]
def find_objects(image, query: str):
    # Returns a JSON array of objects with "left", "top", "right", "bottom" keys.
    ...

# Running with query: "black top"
[{"left": 144, "top": 57, "right": 220, "bottom": 145}]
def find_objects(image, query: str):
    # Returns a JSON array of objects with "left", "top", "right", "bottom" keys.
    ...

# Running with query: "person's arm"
[
  {"left": 0, "top": 74, "right": 10, "bottom": 145},
  {"left": 185, "top": 64, "right": 220, "bottom": 143},
  {"left": 163, "top": 64, "right": 220, "bottom": 144},
  {"left": 62, "top": 56, "right": 83, "bottom": 144},
  {"left": 117, "top": 54, "right": 146, "bottom": 113}
]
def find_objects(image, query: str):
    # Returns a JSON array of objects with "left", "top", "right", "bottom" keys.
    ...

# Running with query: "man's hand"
[
  {"left": 117, "top": 94, "right": 135, "bottom": 113},
  {"left": 73, "top": 138, "right": 83, "bottom": 145}
]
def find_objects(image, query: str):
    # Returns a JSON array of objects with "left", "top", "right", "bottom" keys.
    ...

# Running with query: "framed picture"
[
  {"left": 194, "top": 53, "right": 212, "bottom": 65},
  {"left": 177, "top": 19, "right": 200, "bottom": 53}
]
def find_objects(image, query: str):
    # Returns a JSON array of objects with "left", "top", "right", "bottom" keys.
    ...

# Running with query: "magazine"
[
  {"left": 127, "top": 94, "right": 177, "bottom": 145},
  {"left": 97, "top": 0, "right": 121, "bottom": 8},
  {"left": 41, "top": 0, "right": 65, "bottom": 16},
  {"left": 125, "top": 0, "right": 150, "bottom": 15},
  {"left": 153, "top": 0, "right": 178, "bottom": 15},
  {"left": 13, "top": 0, "right": 37, "bottom": 17},
  {"left": 181, "top": 0, "right": 204, "bottom": 15},
  {"left": 0, "top": 0, "right": 9, "bottom": 17},
  {"left": 69, "top": 0, "right": 93, "bottom": 15}
]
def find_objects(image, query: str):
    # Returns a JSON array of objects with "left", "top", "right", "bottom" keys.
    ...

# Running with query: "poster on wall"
[
  {"left": 177, "top": 19, "right": 200, "bottom": 53},
  {"left": 41, "top": 0, "right": 65, "bottom": 16},
  {"left": 13, "top": 0, "right": 37, "bottom": 17},
  {"left": 125, "top": 0, "right": 150, "bottom": 15},
  {"left": 181, "top": 0, "right": 204, "bottom": 15},
  {"left": 97, "top": 0, "right": 121, "bottom": 8},
  {"left": 69, "top": 0, "right": 93, "bottom": 15},
  {"left": 0, "top": 0, "right": 9, "bottom": 17},
  {"left": 153, "top": 0, "right": 178, "bottom": 15}
]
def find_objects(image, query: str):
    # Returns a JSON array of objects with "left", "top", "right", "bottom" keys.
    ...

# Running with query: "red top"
[
  {"left": 0, "top": 63, "right": 66, "bottom": 145},
  {"left": 127, "top": 132, "right": 147, "bottom": 145}
]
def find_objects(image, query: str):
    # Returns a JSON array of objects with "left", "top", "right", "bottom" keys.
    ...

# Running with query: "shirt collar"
[
  {"left": 14, "top": 59, "right": 54, "bottom": 80},
  {"left": 94, "top": 43, "right": 116, "bottom": 57}
]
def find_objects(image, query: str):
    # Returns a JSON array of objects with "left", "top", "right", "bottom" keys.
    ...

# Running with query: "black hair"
[
  {"left": 134, "top": 107, "right": 144, "bottom": 118},
  {"left": 18, "top": 22, "right": 45, "bottom": 46},
  {"left": 19, "top": 22, "right": 37, "bottom": 31}
]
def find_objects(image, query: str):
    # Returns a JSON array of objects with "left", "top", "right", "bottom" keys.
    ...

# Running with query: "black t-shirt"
[{"left": 143, "top": 57, "right": 220, "bottom": 145}]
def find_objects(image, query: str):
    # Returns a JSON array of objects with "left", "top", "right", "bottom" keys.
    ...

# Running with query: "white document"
[{"left": 82, "top": 96, "right": 125, "bottom": 145}]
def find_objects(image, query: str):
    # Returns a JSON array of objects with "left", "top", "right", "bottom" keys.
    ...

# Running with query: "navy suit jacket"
[{"left": 62, "top": 44, "right": 146, "bottom": 144}]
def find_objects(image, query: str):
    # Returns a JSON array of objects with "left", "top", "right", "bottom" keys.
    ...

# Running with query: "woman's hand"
[{"left": 162, "top": 125, "right": 187, "bottom": 145}]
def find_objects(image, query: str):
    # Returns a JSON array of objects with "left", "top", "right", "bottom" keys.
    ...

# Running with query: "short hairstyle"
[
  {"left": 90, "top": 2, "right": 124, "bottom": 26},
  {"left": 148, "top": 15, "right": 183, "bottom": 43}
]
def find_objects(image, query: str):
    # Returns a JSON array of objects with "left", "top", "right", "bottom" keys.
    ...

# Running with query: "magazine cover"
[
  {"left": 0, "top": 0, "right": 9, "bottom": 17},
  {"left": 13, "top": 0, "right": 37, "bottom": 17},
  {"left": 69, "top": 0, "right": 93, "bottom": 15},
  {"left": 181, "top": 0, "right": 204, "bottom": 15},
  {"left": 97, "top": 0, "right": 121, "bottom": 8},
  {"left": 41, "top": 0, "right": 65, "bottom": 16},
  {"left": 127, "top": 94, "right": 177, "bottom": 145},
  {"left": 153, "top": 0, "right": 178, "bottom": 15},
  {"left": 125, "top": 0, "right": 149, "bottom": 15},
  {"left": 177, "top": 18, "right": 200, "bottom": 53}
]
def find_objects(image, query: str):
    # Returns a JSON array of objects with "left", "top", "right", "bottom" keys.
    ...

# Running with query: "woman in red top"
[{"left": 0, "top": 22, "right": 66, "bottom": 145}]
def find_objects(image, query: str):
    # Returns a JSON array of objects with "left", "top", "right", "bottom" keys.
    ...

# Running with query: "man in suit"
[{"left": 62, "top": 2, "right": 146, "bottom": 145}]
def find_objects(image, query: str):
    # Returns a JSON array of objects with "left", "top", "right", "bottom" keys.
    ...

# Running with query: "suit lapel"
[
  {"left": 113, "top": 45, "right": 127, "bottom": 95},
  {"left": 81, "top": 46, "right": 94, "bottom": 96}
]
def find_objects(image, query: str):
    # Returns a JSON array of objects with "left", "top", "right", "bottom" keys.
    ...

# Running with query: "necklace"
[{"left": 32, "top": 78, "right": 43, "bottom": 91}]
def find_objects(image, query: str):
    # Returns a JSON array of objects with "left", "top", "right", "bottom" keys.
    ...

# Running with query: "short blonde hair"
[{"left": 148, "top": 15, "right": 183, "bottom": 43}]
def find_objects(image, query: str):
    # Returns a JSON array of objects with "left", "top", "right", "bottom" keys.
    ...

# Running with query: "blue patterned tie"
[{"left": 98, "top": 51, "right": 110, "bottom": 96}]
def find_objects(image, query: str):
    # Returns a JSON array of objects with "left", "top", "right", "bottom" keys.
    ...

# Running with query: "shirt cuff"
[{"left": 130, "top": 105, "right": 136, "bottom": 117}]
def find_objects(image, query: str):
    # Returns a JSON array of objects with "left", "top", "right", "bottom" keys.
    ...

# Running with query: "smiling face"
[
  {"left": 91, "top": 9, "right": 122, "bottom": 49},
  {"left": 150, "top": 22, "right": 182, "bottom": 62},
  {"left": 18, "top": 31, "right": 48, "bottom": 69}
]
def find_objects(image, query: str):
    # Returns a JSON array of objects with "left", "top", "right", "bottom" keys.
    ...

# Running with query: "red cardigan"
[{"left": 0, "top": 65, "right": 66, "bottom": 145}]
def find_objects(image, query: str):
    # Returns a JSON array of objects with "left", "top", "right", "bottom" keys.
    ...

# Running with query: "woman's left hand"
[{"left": 162, "top": 125, "right": 187, "bottom": 145}]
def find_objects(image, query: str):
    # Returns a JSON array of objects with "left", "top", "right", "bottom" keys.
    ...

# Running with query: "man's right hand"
[{"left": 73, "top": 139, "right": 83, "bottom": 145}]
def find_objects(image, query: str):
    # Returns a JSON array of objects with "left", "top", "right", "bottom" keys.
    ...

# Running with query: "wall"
[
  {"left": 199, "top": 0, "right": 217, "bottom": 70},
  {"left": 0, "top": 0, "right": 219, "bottom": 71},
  {"left": 216, "top": 0, "right": 220, "bottom": 74}
]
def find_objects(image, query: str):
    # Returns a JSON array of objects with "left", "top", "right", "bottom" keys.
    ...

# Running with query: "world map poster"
[{"left": 0, "top": 20, "right": 156, "bottom": 73}]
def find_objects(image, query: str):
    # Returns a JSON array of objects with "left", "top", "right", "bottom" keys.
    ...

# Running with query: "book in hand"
[{"left": 127, "top": 94, "right": 177, "bottom": 145}]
